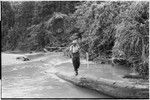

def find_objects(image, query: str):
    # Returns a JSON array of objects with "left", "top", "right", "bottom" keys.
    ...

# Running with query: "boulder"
[{"left": 16, "top": 56, "right": 30, "bottom": 61}]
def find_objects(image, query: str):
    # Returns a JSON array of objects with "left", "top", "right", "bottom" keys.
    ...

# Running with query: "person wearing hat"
[{"left": 70, "top": 38, "right": 80, "bottom": 76}]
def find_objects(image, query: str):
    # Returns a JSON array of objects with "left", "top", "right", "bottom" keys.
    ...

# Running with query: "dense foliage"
[
  {"left": 2, "top": 1, "right": 79, "bottom": 51},
  {"left": 1, "top": 1, "right": 149, "bottom": 76},
  {"left": 115, "top": 2, "right": 149, "bottom": 76},
  {"left": 73, "top": 1, "right": 149, "bottom": 76}
]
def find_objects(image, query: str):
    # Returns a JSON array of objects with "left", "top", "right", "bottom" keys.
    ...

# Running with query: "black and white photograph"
[{"left": 1, "top": 0, "right": 149, "bottom": 99}]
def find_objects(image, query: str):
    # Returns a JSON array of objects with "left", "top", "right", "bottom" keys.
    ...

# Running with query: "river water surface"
[{"left": 2, "top": 53, "right": 111, "bottom": 98}]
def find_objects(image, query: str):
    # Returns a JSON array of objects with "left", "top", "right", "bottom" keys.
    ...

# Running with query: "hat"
[
  {"left": 74, "top": 33, "right": 79, "bottom": 36},
  {"left": 70, "top": 35, "right": 78, "bottom": 40},
  {"left": 72, "top": 40, "right": 78, "bottom": 44}
]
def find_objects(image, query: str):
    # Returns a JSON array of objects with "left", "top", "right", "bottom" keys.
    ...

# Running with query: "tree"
[
  {"left": 1, "top": 2, "right": 15, "bottom": 51},
  {"left": 73, "top": 1, "right": 133, "bottom": 60},
  {"left": 13, "top": 1, "right": 35, "bottom": 27},
  {"left": 115, "top": 1, "right": 149, "bottom": 75}
]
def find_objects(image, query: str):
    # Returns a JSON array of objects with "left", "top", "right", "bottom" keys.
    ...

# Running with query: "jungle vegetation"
[{"left": 1, "top": 1, "right": 149, "bottom": 76}]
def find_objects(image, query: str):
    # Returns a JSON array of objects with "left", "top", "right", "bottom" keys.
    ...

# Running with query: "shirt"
[{"left": 70, "top": 44, "right": 80, "bottom": 53}]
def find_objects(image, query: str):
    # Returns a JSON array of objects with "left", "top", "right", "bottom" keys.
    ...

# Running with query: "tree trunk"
[{"left": 141, "top": 38, "right": 148, "bottom": 63}]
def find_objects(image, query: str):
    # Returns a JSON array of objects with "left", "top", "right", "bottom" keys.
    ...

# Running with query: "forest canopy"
[{"left": 1, "top": 1, "right": 149, "bottom": 76}]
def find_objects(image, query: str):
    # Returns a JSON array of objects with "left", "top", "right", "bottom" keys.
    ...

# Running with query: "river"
[{"left": 2, "top": 53, "right": 111, "bottom": 98}]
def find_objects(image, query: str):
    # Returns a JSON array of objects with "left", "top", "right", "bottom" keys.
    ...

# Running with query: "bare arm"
[{"left": 69, "top": 45, "right": 73, "bottom": 58}]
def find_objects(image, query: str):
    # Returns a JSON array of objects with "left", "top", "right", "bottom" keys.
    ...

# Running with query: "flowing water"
[{"left": 2, "top": 53, "right": 111, "bottom": 98}]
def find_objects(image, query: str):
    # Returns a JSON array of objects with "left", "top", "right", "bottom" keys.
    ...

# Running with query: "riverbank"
[{"left": 55, "top": 56, "right": 149, "bottom": 98}]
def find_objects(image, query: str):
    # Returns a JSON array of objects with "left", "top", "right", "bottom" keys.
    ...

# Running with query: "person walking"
[{"left": 70, "top": 39, "right": 80, "bottom": 76}]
